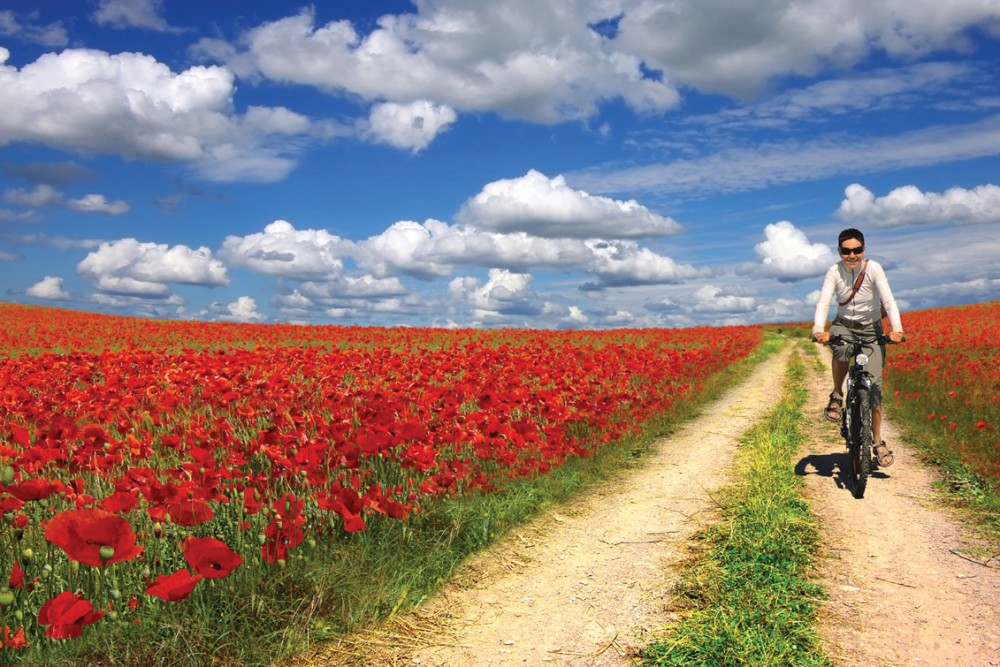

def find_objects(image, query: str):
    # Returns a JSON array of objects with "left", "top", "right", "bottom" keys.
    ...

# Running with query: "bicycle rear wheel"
[{"left": 849, "top": 386, "right": 873, "bottom": 498}]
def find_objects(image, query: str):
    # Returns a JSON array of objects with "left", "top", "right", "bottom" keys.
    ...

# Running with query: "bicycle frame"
[{"left": 829, "top": 333, "right": 890, "bottom": 498}]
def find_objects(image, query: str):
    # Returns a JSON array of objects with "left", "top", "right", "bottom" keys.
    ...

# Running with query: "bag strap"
[{"left": 838, "top": 259, "right": 868, "bottom": 307}]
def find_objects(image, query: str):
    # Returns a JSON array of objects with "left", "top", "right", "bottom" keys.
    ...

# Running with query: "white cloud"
[
  {"left": 92, "top": 0, "right": 180, "bottom": 33},
  {"left": 565, "top": 306, "right": 589, "bottom": 324},
  {"left": 691, "top": 285, "right": 756, "bottom": 313},
  {"left": 5, "top": 185, "right": 130, "bottom": 215},
  {"left": 218, "top": 220, "right": 353, "bottom": 281},
  {"left": 298, "top": 276, "right": 408, "bottom": 301},
  {"left": 218, "top": 296, "right": 266, "bottom": 322},
  {"left": 584, "top": 240, "right": 709, "bottom": 288},
  {"left": 456, "top": 170, "right": 681, "bottom": 239},
  {"left": 838, "top": 182, "right": 1000, "bottom": 228},
  {"left": 26, "top": 276, "right": 71, "bottom": 300},
  {"left": 357, "top": 220, "right": 455, "bottom": 279},
  {"left": 197, "top": 5, "right": 681, "bottom": 124},
  {"left": 449, "top": 268, "right": 533, "bottom": 317},
  {"left": 0, "top": 11, "right": 68, "bottom": 47},
  {"left": 615, "top": 0, "right": 1000, "bottom": 98},
  {"left": 0, "top": 48, "right": 314, "bottom": 183},
  {"left": 365, "top": 100, "right": 457, "bottom": 151},
  {"left": 78, "top": 238, "right": 229, "bottom": 297},
  {"left": 755, "top": 220, "right": 836, "bottom": 281}
]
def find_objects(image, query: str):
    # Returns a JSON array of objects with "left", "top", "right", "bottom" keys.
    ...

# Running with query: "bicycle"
[{"left": 825, "top": 332, "right": 903, "bottom": 498}]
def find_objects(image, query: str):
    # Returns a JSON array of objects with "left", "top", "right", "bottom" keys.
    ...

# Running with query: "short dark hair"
[{"left": 838, "top": 228, "right": 865, "bottom": 247}]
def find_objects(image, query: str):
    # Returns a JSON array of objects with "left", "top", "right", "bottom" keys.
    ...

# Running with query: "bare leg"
[
  {"left": 831, "top": 359, "right": 847, "bottom": 396},
  {"left": 873, "top": 405, "right": 882, "bottom": 444}
]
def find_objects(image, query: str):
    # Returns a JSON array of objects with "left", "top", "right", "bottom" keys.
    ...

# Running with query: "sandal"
[
  {"left": 824, "top": 392, "right": 843, "bottom": 422},
  {"left": 874, "top": 441, "right": 894, "bottom": 467}
]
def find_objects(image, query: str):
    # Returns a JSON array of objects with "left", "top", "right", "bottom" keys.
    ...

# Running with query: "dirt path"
[
  {"left": 297, "top": 341, "right": 1000, "bottom": 667},
  {"left": 799, "top": 342, "right": 1000, "bottom": 667}
]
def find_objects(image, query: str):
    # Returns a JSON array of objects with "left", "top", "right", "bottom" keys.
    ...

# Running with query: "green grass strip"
[{"left": 643, "top": 351, "right": 832, "bottom": 667}]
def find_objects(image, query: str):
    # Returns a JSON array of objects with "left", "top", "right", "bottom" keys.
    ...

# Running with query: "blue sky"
[{"left": 1, "top": 0, "right": 999, "bottom": 328}]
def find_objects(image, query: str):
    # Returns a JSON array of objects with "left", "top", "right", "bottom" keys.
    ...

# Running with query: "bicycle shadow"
[{"left": 794, "top": 452, "right": 890, "bottom": 491}]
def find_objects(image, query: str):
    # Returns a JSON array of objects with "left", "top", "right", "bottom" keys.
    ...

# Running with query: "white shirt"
[{"left": 812, "top": 258, "right": 903, "bottom": 334}]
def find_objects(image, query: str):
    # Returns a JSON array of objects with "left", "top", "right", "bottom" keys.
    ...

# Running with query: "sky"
[{"left": 1, "top": 0, "right": 999, "bottom": 329}]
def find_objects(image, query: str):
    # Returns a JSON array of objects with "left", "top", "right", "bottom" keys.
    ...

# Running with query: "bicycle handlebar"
[{"left": 821, "top": 333, "right": 906, "bottom": 346}]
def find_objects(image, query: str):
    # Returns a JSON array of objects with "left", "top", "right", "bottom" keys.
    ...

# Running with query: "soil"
[{"left": 293, "top": 342, "right": 1000, "bottom": 667}]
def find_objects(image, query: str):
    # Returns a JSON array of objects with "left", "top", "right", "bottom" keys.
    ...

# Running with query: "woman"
[{"left": 812, "top": 228, "right": 904, "bottom": 466}]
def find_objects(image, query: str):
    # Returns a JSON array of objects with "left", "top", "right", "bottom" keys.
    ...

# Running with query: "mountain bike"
[{"left": 827, "top": 333, "right": 903, "bottom": 499}]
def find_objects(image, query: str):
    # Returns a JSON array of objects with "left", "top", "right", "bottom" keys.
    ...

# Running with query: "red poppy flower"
[
  {"left": 37, "top": 591, "right": 104, "bottom": 639},
  {"left": 145, "top": 569, "right": 203, "bottom": 602},
  {"left": 162, "top": 498, "right": 214, "bottom": 526},
  {"left": 45, "top": 508, "right": 144, "bottom": 567},
  {"left": 3, "top": 478, "right": 64, "bottom": 501},
  {"left": 181, "top": 536, "right": 243, "bottom": 579},
  {"left": 3, "top": 624, "right": 28, "bottom": 649},
  {"left": 98, "top": 490, "right": 139, "bottom": 514},
  {"left": 0, "top": 496, "right": 24, "bottom": 513},
  {"left": 9, "top": 560, "right": 24, "bottom": 589}
]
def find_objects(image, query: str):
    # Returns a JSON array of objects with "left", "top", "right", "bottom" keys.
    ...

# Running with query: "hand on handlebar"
[
  {"left": 812, "top": 331, "right": 830, "bottom": 344},
  {"left": 887, "top": 331, "right": 905, "bottom": 344}
]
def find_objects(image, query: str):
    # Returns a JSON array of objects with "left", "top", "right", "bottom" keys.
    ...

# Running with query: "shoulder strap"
[{"left": 838, "top": 259, "right": 868, "bottom": 307}]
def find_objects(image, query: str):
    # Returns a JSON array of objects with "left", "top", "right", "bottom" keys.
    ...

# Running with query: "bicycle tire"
[{"left": 849, "top": 385, "right": 873, "bottom": 498}]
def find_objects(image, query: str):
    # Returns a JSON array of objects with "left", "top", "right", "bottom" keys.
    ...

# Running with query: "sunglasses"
[{"left": 839, "top": 246, "right": 864, "bottom": 256}]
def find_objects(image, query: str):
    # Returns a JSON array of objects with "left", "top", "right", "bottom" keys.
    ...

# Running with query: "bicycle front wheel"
[{"left": 849, "top": 385, "right": 873, "bottom": 498}]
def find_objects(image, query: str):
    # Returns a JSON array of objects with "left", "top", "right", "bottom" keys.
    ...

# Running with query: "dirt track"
[{"left": 298, "top": 341, "right": 1000, "bottom": 667}]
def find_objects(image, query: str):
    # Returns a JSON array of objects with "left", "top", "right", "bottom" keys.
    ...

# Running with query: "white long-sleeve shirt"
[{"left": 812, "top": 258, "right": 903, "bottom": 334}]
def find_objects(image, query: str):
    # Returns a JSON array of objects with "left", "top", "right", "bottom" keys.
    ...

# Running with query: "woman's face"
[{"left": 839, "top": 238, "right": 864, "bottom": 270}]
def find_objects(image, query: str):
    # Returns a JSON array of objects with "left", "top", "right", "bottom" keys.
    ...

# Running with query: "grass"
[{"left": 642, "top": 350, "right": 832, "bottom": 667}]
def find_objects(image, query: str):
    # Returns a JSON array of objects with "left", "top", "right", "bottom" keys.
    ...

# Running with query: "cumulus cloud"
[
  {"left": 196, "top": 1, "right": 1000, "bottom": 135},
  {"left": 365, "top": 100, "right": 457, "bottom": 151},
  {"left": 614, "top": 0, "right": 1000, "bottom": 98},
  {"left": 26, "top": 276, "right": 71, "bottom": 300},
  {"left": 356, "top": 220, "right": 455, "bottom": 279},
  {"left": 0, "top": 48, "right": 313, "bottom": 182},
  {"left": 194, "top": 5, "right": 681, "bottom": 124},
  {"left": 755, "top": 220, "right": 836, "bottom": 281},
  {"left": 218, "top": 220, "right": 353, "bottom": 281},
  {"left": 691, "top": 285, "right": 756, "bottom": 313},
  {"left": 456, "top": 170, "right": 681, "bottom": 239},
  {"left": 838, "top": 183, "right": 1000, "bottom": 228},
  {"left": 217, "top": 296, "right": 266, "bottom": 322},
  {"left": 78, "top": 238, "right": 228, "bottom": 297},
  {"left": 298, "top": 276, "right": 408, "bottom": 301},
  {"left": 449, "top": 268, "right": 534, "bottom": 318},
  {"left": 583, "top": 240, "right": 709, "bottom": 288}
]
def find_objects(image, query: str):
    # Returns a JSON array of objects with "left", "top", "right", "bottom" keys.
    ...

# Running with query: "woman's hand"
[
  {"left": 812, "top": 331, "right": 830, "bottom": 343},
  {"left": 888, "top": 331, "right": 904, "bottom": 343}
]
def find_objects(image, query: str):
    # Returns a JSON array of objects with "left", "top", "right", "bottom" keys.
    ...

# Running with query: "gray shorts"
[{"left": 830, "top": 318, "right": 886, "bottom": 395}]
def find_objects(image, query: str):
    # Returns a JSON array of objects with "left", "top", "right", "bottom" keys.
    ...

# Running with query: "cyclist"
[{"left": 811, "top": 228, "right": 904, "bottom": 466}]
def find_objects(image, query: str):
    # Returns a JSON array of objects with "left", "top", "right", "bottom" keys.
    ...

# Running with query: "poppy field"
[
  {"left": 0, "top": 303, "right": 763, "bottom": 665},
  {"left": 884, "top": 300, "right": 1000, "bottom": 488}
]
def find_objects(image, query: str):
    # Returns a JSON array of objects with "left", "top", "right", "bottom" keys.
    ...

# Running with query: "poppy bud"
[
  {"left": 109, "top": 588, "right": 121, "bottom": 601},
  {"left": 0, "top": 589, "right": 14, "bottom": 606},
  {"left": 41, "top": 563, "right": 53, "bottom": 579},
  {"left": 99, "top": 546, "right": 115, "bottom": 564},
  {"left": 14, "top": 609, "right": 23, "bottom": 622},
  {"left": 108, "top": 610, "right": 119, "bottom": 622},
  {"left": 20, "top": 548, "right": 33, "bottom": 565},
  {"left": 154, "top": 522, "right": 163, "bottom": 537},
  {"left": 0, "top": 465, "right": 14, "bottom": 486}
]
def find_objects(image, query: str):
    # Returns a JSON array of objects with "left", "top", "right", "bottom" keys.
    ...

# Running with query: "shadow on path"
[{"left": 795, "top": 451, "right": 890, "bottom": 492}]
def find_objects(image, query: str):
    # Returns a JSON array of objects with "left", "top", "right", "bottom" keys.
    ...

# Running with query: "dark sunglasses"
[{"left": 839, "top": 246, "right": 864, "bottom": 256}]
